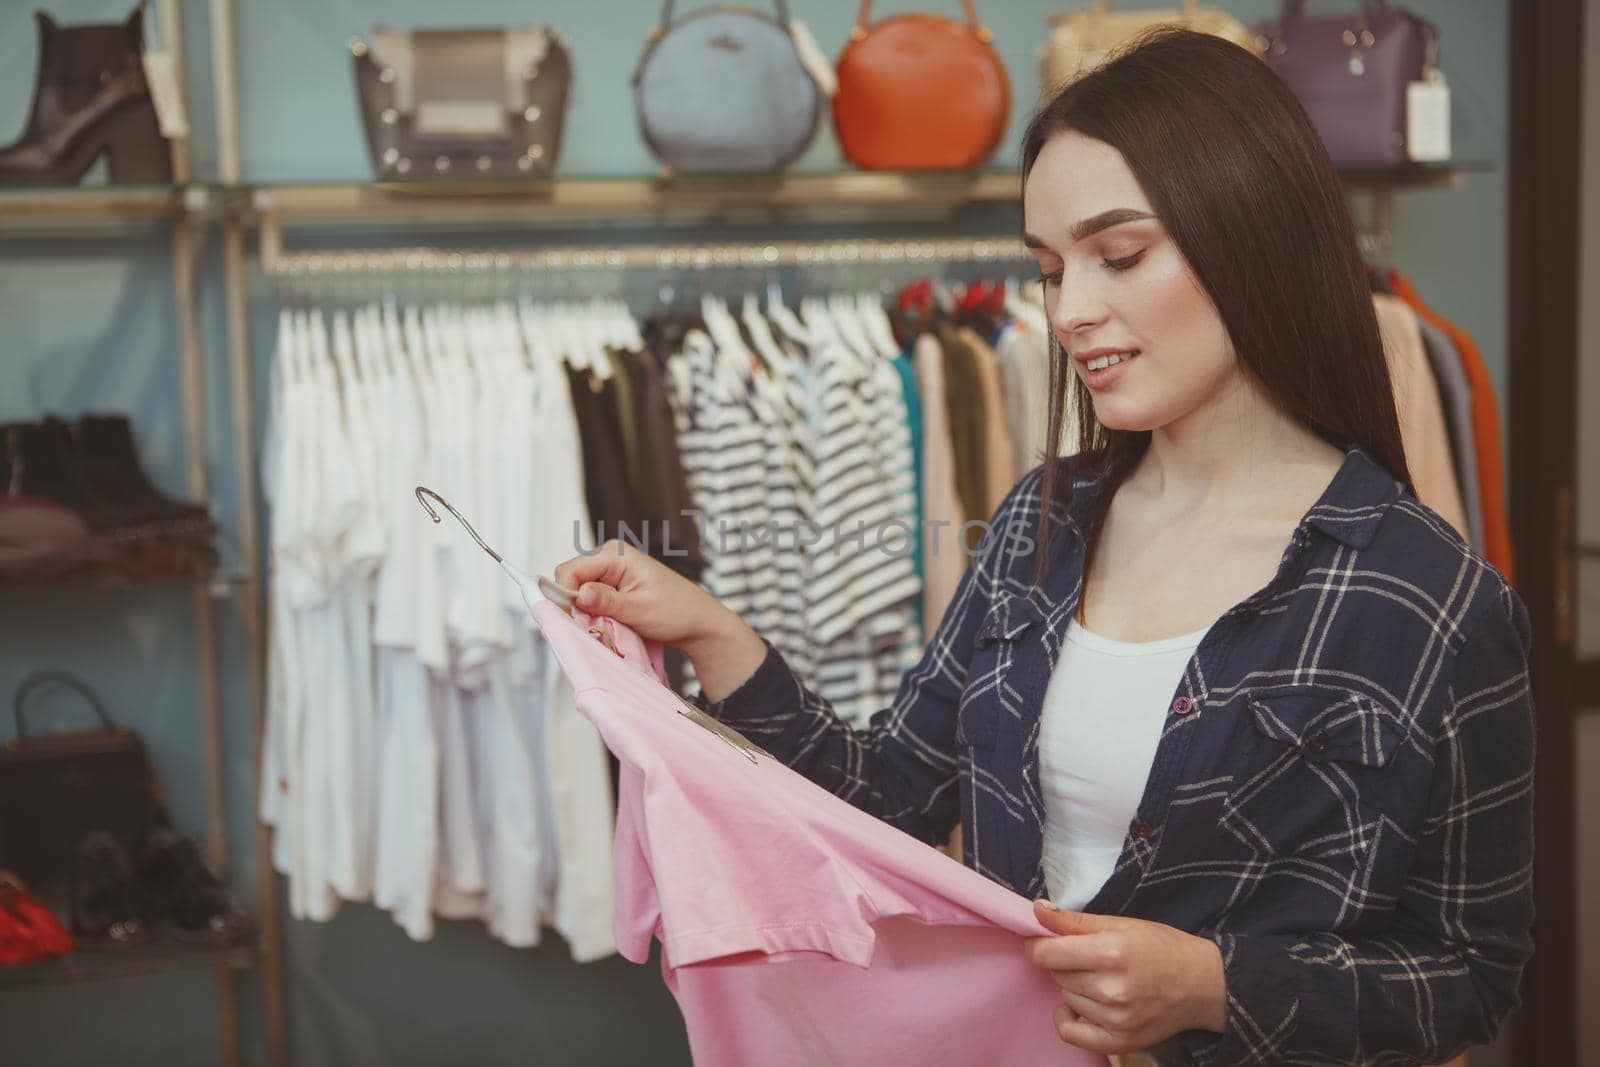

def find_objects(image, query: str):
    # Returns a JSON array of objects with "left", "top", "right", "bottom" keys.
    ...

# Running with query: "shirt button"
[
  {"left": 1307, "top": 732, "right": 1329, "bottom": 755},
  {"left": 1170, "top": 695, "right": 1194, "bottom": 716},
  {"left": 1237, "top": 605, "right": 1255, "bottom": 622},
  {"left": 1130, "top": 819, "right": 1156, "bottom": 840}
]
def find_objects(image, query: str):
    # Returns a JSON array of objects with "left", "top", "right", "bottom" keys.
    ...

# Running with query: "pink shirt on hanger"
[{"left": 531, "top": 598, "right": 1108, "bottom": 1067}]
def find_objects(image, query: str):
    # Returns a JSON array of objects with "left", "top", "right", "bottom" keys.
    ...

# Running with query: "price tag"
[{"left": 1406, "top": 70, "right": 1451, "bottom": 162}]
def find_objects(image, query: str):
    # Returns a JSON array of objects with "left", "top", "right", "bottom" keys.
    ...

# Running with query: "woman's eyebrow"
[{"left": 1023, "top": 208, "right": 1156, "bottom": 251}]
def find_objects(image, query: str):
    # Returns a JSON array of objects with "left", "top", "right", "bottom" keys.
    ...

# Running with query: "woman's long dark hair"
[{"left": 1023, "top": 28, "right": 1414, "bottom": 596}]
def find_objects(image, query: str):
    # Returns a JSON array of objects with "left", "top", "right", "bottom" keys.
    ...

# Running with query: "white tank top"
[{"left": 1038, "top": 616, "right": 1212, "bottom": 910}]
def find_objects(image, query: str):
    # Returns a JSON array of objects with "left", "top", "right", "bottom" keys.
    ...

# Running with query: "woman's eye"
[
  {"left": 1038, "top": 270, "right": 1063, "bottom": 287},
  {"left": 1101, "top": 251, "right": 1145, "bottom": 272}
]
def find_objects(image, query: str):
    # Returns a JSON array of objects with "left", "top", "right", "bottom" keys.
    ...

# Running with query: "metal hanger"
[{"left": 413, "top": 486, "right": 767, "bottom": 764}]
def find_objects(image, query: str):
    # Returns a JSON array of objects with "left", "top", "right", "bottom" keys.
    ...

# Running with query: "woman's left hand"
[{"left": 1024, "top": 899, "right": 1228, "bottom": 1054}]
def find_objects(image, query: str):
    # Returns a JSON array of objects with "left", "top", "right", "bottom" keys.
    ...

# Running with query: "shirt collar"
[
  {"left": 1301, "top": 445, "right": 1405, "bottom": 550},
  {"left": 1055, "top": 443, "right": 1403, "bottom": 551}
]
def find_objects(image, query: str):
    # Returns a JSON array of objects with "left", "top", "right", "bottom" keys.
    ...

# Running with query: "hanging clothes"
[
  {"left": 1373, "top": 293, "right": 1469, "bottom": 540},
  {"left": 913, "top": 331, "right": 971, "bottom": 632},
  {"left": 261, "top": 300, "right": 618, "bottom": 959},
  {"left": 1385, "top": 269, "right": 1515, "bottom": 581},
  {"left": 1414, "top": 315, "right": 1485, "bottom": 552}
]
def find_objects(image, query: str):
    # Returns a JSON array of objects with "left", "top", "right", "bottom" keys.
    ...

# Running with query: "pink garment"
[{"left": 531, "top": 599, "right": 1108, "bottom": 1067}]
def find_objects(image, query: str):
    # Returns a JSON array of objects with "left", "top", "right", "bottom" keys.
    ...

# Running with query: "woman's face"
[{"left": 1023, "top": 129, "right": 1241, "bottom": 434}]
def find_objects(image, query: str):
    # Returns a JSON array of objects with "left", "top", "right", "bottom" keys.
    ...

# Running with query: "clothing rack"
[{"left": 260, "top": 236, "right": 1029, "bottom": 279}]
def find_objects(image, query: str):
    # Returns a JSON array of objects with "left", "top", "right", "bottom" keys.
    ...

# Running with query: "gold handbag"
[{"left": 1039, "top": 0, "right": 1263, "bottom": 93}]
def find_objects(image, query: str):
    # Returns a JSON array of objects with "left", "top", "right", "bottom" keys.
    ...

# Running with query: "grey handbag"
[
  {"left": 632, "top": 0, "right": 822, "bottom": 175},
  {"left": 351, "top": 26, "right": 572, "bottom": 180}
]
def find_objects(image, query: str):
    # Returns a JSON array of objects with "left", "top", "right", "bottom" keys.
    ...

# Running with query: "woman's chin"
[{"left": 1090, "top": 399, "right": 1160, "bottom": 433}]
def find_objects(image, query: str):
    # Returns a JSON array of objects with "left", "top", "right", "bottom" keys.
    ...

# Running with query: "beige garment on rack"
[
  {"left": 958, "top": 326, "right": 1019, "bottom": 515},
  {"left": 914, "top": 333, "right": 970, "bottom": 635},
  {"left": 1373, "top": 293, "right": 1469, "bottom": 540}
]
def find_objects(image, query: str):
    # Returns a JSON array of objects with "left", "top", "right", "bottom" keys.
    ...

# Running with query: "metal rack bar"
[
  {"left": 158, "top": 0, "right": 239, "bottom": 1061},
  {"left": 210, "top": 0, "right": 286, "bottom": 1063},
  {"left": 260, "top": 234, "right": 1030, "bottom": 278}
]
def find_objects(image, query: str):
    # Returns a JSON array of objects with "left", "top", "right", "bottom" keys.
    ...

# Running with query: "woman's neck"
[{"left": 1124, "top": 376, "right": 1345, "bottom": 519}]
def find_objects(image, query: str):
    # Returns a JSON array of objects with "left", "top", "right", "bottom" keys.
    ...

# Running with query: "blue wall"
[{"left": 0, "top": 2, "right": 1512, "bottom": 1064}]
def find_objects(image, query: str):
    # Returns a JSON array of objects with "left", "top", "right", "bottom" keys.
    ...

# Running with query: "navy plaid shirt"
[{"left": 695, "top": 446, "right": 1535, "bottom": 1065}]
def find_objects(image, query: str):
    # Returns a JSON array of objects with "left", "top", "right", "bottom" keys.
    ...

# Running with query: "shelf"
[
  {"left": 0, "top": 567, "right": 245, "bottom": 602},
  {"left": 1337, "top": 160, "right": 1493, "bottom": 189},
  {"left": 0, "top": 162, "right": 1491, "bottom": 239},
  {"left": 241, "top": 169, "right": 1026, "bottom": 242},
  {"left": 0, "top": 937, "right": 257, "bottom": 991},
  {"left": 0, "top": 184, "right": 216, "bottom": 237}
]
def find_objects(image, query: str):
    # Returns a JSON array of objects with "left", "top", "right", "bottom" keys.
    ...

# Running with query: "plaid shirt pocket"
[{"left": 1221, "top": 685, "right": 1408, "bottom": 875}]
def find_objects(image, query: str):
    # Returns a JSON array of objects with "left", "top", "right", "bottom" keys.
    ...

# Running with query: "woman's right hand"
[{"left": 551, "top": 540, "right": 769, "bottom": 703}]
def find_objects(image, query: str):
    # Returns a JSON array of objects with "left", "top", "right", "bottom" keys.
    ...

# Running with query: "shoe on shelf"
[
  {"left": 0, "top": 4, "right": 172, "bottom": 188},
  {"left": 136, "top": 827, "right": 252, "bottom": 945},
  {"left": 70, "top": 830, "right": 151, "bottom": 949},
  {"left": 71, "top": 415, "right": 215, "bottom": 537}
]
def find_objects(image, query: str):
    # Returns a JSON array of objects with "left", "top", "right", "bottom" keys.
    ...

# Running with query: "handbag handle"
[
  {"left": 658, "top": 0, "right": 793, "bottom": 27},
  {"left": 1091, "top": 0, "right": 1200, "bottom": 13},
  {"left": 1279, "top": 0, "right": 1390, "bottom": 20},
  {"left": 855, "top": 0, "right": 982, "bottom": 31},
  {"left": 12, "top": 670, "right": 117, "bottom": 740}
]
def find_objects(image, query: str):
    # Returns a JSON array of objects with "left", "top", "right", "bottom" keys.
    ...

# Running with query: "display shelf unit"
[
  {"left": 0, "top": 567, "right": 248, "bottom": 602},
  {"left": 0, "top": 3, "right": 275, "bottom": 1066},
  {"left": 239, "top": 161, "right": 1491, "bottom": 272},
  {"left": 0, "top": 938, "right": 258, "bottom": 992}
]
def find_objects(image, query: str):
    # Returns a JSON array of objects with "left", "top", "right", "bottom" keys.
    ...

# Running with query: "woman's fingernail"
[
  {"left": 1035, "top": 898, "right": 1058, "bottom": 910},
  {"left": 577, "top": 585, "right": 596, "bottom": 607}
]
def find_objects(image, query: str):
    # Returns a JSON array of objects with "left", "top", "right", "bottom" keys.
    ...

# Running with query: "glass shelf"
[
  {"left": 0, "top": 567, "right": 247, "bottom": 602},
  {"left": 0, "top": 162, "right": 1492, "bottom": 237},
  {"left": 241, "top": 169, "right": 1027, "bottom": 237},
  {"left": 0, "top": 937, "right": 258, "bottom": 991},
  {"left": 0, "top": 184, "right": 204, "bottom": 238}
]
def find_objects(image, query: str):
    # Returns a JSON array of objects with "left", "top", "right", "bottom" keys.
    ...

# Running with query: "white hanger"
[
  {"left": 857, "top": 290, "right": 901, "bottom": 359},
  {"left": 741, "top": 293, "right": 790, "bottom": 377},
  {"left": 766, "top": 288, "right": 812, "bottom": 349},
  {"left": 827, "top": 291, "right": 877, "bottom": 363},
  {"left": 701, "top": 294, "right": 754, "bottom": 386}
]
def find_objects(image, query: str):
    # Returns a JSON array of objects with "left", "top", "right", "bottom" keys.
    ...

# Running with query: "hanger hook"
[{"left": 415, "top": 486, "right": 502, "bottom": 563}]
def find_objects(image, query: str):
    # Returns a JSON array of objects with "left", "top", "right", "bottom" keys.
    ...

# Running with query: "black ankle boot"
[
  {"left": 71, "top": 414, "right": 214, "bottom": 535},
  {"left": 3, "top": 419, "right": 126, "bottom": 533},
  {"left": 0, "top": 4, "right": 172, "bottom": 187},
  {"left": 136, "top": 827, "right": 251, "bottom": 945},
  {"left": 71, "top": 830, "right": 151, "bottom": 949}
]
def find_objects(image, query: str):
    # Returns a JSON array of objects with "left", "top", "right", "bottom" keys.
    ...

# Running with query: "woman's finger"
[
  {"left": 1026, "top": 931, "right": 1109, "bottom": 972},
  {"left": 553, "top": 540, "right": 629, "bottom": 593},
  {"left": 1052, "top": 996, "right": 1123, "bottom": 1053}
]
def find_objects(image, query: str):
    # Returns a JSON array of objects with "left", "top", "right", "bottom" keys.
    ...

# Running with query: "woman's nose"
[{"left": 1051, "top": 288, "right": 1109, "bottom": 339}]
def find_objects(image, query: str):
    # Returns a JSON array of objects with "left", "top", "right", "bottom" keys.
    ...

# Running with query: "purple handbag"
[{"left": 1254, "top": 0, "right": 1433, "bottom": 166}]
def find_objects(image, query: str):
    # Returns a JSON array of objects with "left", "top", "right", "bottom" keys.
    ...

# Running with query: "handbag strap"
[
  {"left": 659, "top": 0, "right": 792, "bottom": 27},
  {"left": 856, "top": 0, "right": 982, "bottom": 31},
  {"left": 1091, "top": 0, "right": 1200, "bottom": 14},
  {"left": 12, "top": 670, "right": 116, "bottom": 739},
  {"left": 1280, "top": 0, "right": 1390, "bottom": 20}
]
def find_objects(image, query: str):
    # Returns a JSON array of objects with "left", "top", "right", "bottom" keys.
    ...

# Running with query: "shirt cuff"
[
  {"left": 690, "top": 636, "right": 794, "bottom": 725},
  {"left": 1171, "top": 932, "right": 1301, "bottom": 1067}
]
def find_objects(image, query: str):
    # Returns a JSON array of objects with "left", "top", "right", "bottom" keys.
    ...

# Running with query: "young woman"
[{"left": 554, "top": 29, "right": 1534, "bottom": 1066}]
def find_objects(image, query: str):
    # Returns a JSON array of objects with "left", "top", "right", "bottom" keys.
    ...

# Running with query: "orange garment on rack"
[{"left": 1385, "top": 270, "right": 1514, "bottom": 583}]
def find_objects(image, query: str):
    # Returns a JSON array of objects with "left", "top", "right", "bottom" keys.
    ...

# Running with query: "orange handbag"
[{"left": 833, "top": 0, "right": 1010, "bottom": 171}]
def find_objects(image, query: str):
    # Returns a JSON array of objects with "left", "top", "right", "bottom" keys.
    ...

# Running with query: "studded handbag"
[
  {"left": 1040, "top": 0, "right": 1262, "bottom": 94},
  {"left": 350, "top": 25, "right": 572, "bottom": 180}
]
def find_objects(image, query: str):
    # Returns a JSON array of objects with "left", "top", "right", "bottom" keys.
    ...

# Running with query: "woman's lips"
[{"left": 1080, "top": 351, "right": 1138, "bottom": 390}]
